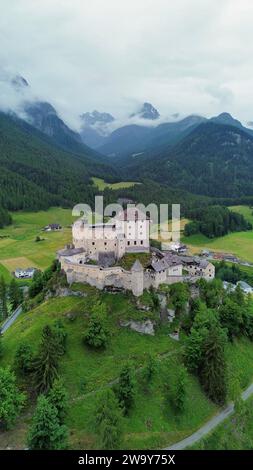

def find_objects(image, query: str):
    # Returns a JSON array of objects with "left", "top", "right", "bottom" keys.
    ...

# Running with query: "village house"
[
  {"left": 43, "top": 223, "right": 62, "bottom": 232},
  {"left": 179, "top": 256, "right": 215, "bottom": 280},
  {"left": 14, "top": 267, "right": 36, "bottom": 279}
]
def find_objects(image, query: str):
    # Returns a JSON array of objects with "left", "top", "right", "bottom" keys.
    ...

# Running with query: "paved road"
[
  {"left": 165, "top": 382, "right": 253, "bottom": 450},
  {"left": 0, "top": 306, "right": 22, "bottom": 334}
]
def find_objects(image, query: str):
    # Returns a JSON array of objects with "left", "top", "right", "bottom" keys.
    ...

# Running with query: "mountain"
[
  {"left": 80, "top": 110, "right": 115, "bottom": 127},
  {"left": 210, "top": 112, "right": 246, "bottom": 129},
  {"left": 98, "top": 114, "right": 206, "bottom": 158},
  {"left": 130, "top": 102, "right": 160, "bottom": 120},
  {"left": 24, "top": 101, "right": 103, "bottom": 159},
  {"left": 80, "top": 110, "right": 115, "bottom": 149},
  {"left": 123, "top": 121, "right": 253, "bottom": 198},
  {"left": 0, "top": 111, "right": 117, "bottom": 211}
]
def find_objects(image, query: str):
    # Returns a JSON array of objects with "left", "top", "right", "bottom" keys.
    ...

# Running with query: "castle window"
[
  {"left": 140, "top": 240, "right": 143, "bottom": 245},
  {"left": 127, "top": 241, "right": 130, "bottom": 246},
  {"left": 104, "top": 242, "right": 107, "bottom": 246},
  {"left": 134, "top": 241, "right": 137, "bottom": 245},
  {"left": 92, "top": 242, "right": 95, "bottom": 245}
]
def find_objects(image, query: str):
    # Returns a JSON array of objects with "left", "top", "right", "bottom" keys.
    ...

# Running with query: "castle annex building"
[{"left": 58, "top": 208, "right": 215, "bottom": 296}]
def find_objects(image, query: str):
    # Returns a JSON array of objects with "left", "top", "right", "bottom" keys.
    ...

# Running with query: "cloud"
[{"left": 0, "top": 0, "right": 253, "bottom": 128}]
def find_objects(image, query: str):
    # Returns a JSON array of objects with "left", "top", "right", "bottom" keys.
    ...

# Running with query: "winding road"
[
  {"left": 0, "top": 306, "right": 22, "bottom": 334},
  {"left": 165, "top": 382, "right": 253, "bottom": 450}
]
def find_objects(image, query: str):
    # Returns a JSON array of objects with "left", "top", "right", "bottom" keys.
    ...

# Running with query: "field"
[
  {"left": 91, "top": 177, "right": 140, "bottom": 191},
  {"left": 182, "top": 206, "right": 253, "bottom": 262},
  {"left": 1, "top": 288, "right": 253, "bottom": 450},
  {"left": 0, "top": 208, "right": 75, "bottom": 281}
]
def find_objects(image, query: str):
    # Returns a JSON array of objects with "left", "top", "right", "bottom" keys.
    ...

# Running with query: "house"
[
  {"left": 44, "top": 223, "right": 62, "bottom": 232},
  {"left": 236, "top": 281, "right": 253, "bottom": 294},
  {"left": 14, "top": 267, "right": 36, "bottom": 279},
  {"left": 180, "top": 256, "right": 215, "bottom": 280},
  {"left": 167, "top": 242, "right": 188, "bottom": 254},
  {"left": 222, "top": 281, "right": 236, "bottom": 292}
]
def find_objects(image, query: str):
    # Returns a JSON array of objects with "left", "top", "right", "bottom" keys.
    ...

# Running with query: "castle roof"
[
  {"left": 131, "top": 260, "right": 144, "bottom": 272},
  {"left": 58, "top": 247, "right": 85, "bottom": 257},
  {"left": 150, "top": 253, "right": 182, "bottom": 272}
]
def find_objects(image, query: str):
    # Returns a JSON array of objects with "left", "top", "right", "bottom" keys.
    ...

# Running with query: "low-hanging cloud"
[{"left": 1, "top": 0, "right": 253, "bottom": 129}]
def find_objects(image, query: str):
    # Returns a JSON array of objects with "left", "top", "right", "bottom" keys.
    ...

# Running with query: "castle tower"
[{"left": 131, "top": 260, "right": 144, "bottom": 297}]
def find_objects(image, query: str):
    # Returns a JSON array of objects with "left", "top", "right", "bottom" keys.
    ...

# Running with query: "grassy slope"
[
  {"left": 0, "top": 208, "right": 75, "bottom": 280},
  {"left": 183, "top": 205, "right": 253, "bottom": 262},
  {"left": 190, "top": 396, "right": 253, "bottom": 450},
  {"left": 91, "top": 177, "right": 140, "bottom": 190},
  {"left": 1, "top": 291, "right": 253, "bottom": 450},
  {"left": 0, "top": 292, "right": 216, "bottom": 450}
]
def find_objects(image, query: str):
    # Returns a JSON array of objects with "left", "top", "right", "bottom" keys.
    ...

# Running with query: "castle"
[{"left": 58, "top": 208, "right": 215, "bottom": 296}]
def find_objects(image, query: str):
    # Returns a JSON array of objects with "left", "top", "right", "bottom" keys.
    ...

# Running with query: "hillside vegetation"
[
  {"left": 0, "top": 113, "right": 116, "bottom": 211},
  {"left": 1, "top": 277, "right": 253, "bottom": 449}
]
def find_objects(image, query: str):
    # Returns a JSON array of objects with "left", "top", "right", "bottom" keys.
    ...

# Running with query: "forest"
[{"left": 184, "top": 206, "right": 252, "bottom": 238}]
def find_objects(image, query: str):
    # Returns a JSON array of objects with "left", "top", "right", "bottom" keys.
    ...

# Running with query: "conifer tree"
[
  {"left": 200, "top": 324, "right": 227, "bottom": 405},
  {"left": 172, "top": 366, "right": 187, "bottom": 413},
  {"left": 117, "top": 363, "right": 135, "bottom": 415},
  {"left": 94, "top": 389, "right": 123, "bottom": 450},
  {"left": 9, "top": 278, "right": 23, "bottom": 312},
  {"left": 14, "top": 342, "right": 34, "bottom": 375},
  {"left": 0, "top": 276, "right": 8, "bottom": 320},
  {"left": 47, "top": 380, "right": 68, "bottom": 425},
  {"left": 84, "top": 301, "right": 109, "bottom": 349},
  {"left": 32, "top": 325, "right": 60, "bottom": 394},
  {"left": 27, "top": 395, "right": 68, "bottom": 450},
  {"left": 0, "top": 367, "right": 26, "bottom": 429}
]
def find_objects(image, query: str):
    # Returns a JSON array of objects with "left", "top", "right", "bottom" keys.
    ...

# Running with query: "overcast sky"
[{"left": 1, "top": 0, "right": 253, "bottom": 129}]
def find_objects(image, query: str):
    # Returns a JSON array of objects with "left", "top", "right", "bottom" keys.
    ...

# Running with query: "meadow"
[
  {"left": 0, "top": 208, "right": 75, "bottom": 281},
  {"left": 1, "top": 289, "right": 253, "bottom": 450},
  {"left": 1, "top": 204, "right": 253, "bottom": 284},
  {"left": 91, "top": 177, "right": 140, "bottom": 191},
  {"left": 182, "top": 205, "right": 253, "bottom": 262}
]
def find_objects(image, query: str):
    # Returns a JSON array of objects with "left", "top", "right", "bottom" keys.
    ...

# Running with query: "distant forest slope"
[
  {"left": 121, "top": 122, "right": 253, "bottom": 198},
  {"left": 0, "top": 112, "right": 118, "bottom": 211}
]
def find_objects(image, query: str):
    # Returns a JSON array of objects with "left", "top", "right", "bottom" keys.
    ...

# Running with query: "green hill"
[
  {"left": 0, "top": 112, "right": 117, "bottom": 211},
  {"left": 123, "top": 122, "right": 253, "bottom": 199},
  {"left": 1, "top": 288, "right": 253, "bottom": 450}
]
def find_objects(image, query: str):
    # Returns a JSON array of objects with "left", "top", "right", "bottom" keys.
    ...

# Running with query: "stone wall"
[{"left": 61, "top": 257, "right": 185, "bottom": 297}]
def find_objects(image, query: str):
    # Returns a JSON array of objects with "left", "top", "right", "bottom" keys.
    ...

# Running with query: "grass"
[
  {"left": 229, "top": 205, "right": 253, "bottom": 225},
  {"left": 91, "top": 177, "right": 140, "bottom": 191},
  {"left": 0, "top": 291, "right": 216, "bottom": 450},
  {"left": 0, "top": 208, "right": 76, "bottom": 281},
  {"left": 2, "top": 289, "right": 253, "bottom": 450},
  {"left": 182, "top": 206, "right": 253, "bottom": 262},
  {"left": 118, "top": 252, "right": 152, "bottom": 270},
  {"left": 182, "top": 231, "right": 253, "bottom": 262},
  {"left": 190, "top": 396, "right": 253, "bottom": 450}
]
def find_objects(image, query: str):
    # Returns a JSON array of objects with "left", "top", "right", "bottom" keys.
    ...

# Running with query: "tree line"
[{"left": 184, "top": 206, "right": 252, "bottom": 238}]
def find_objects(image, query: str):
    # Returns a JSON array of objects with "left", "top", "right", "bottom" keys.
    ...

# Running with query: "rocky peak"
[
  {"left": 80, "top": 110, "right": 115, "bottom": 127},
  {"left": 131, "top": 102, "right": 160, "bottom": 120}
]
